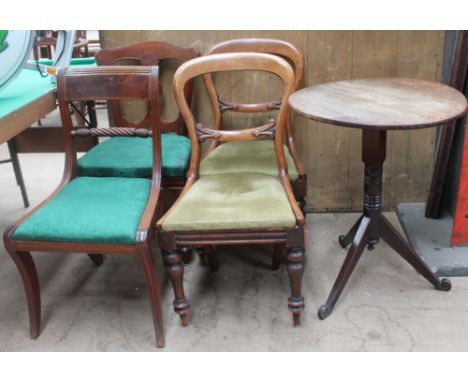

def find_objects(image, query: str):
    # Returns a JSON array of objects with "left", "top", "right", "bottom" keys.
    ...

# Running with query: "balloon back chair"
[
  {"left": 201, "top": 38, "right": 307, "bottom": 211},
  {"left": 77, "top": 41, "right": 200, "bottom": 192},
  {"left": 3, "top": 66, "right": 166, "bottom": 348},
  {"left": 157, "top": 52, "right": 306, "bottom": 328}
]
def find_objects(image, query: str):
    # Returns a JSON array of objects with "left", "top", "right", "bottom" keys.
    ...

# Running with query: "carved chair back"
[
  {"left": 203, "top": 39, "right": 305, "bottom": 175},
  {"left": 57, "top": 66, "right": 162, "bottom": 184},
  {"left": 96, "top": 41, "right": 200, "bottom": 135},
  {"left": 173, "top": 52, "right": 302, "bottom": 222}
]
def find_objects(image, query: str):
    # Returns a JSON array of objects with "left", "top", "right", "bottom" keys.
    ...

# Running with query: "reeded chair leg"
[
  {"left": 7, "top": 250, "right": 41, "bottom": 339},
  {"left": 379, "top": 215, "right": 451, "bottom": 291},
  {"left": 163, "top": 250, "right": 190, "bottom": 326},
  {"left": 272, "top": 243, "right": 285, "bottom": 270},
  {"left": 138, "top": 243, "right": 165, "bottom": 348},
  {"left": 286, "top": 247, "right": 305, "bottom": 326},
  {"left": 318, "top": 216, "right": 370, "bottom": 320},
  {"left": 87, "top": 254, "right": 104, "bottom": 267}
]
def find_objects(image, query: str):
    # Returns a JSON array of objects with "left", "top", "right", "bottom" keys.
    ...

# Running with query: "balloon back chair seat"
[{"left": 157, "top": 52, "right": 306, "bottom": 328}]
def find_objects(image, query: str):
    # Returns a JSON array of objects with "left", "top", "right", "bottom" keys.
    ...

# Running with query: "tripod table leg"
[
  {"left": 379, "top": 215, "right": 451, "bottom": 291},
  {"left": 318, "top": 216, "right": 371, "bottom": 320}
]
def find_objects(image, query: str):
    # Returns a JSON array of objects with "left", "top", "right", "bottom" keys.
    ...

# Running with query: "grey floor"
[{"left": 1, "top": 145, "right": 468, "bottom": 351}]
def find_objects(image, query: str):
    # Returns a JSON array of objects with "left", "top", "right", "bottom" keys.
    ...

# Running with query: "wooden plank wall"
[{"left": 102, "top": 30, "right": 445, "bottom": 211}]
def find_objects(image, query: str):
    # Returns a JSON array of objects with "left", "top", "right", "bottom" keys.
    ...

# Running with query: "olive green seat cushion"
[
  {"left": 77, "top": 134, "right": 191, "bottom": 178},
  {"left": 162, "top": 173, "right": 296, "bottom": 231},
  {"left": 199, "top": 140, "right": 299, "bottom": 180},
  {"left": 13, "top": 177, "right": 151, "bottom": 245}
]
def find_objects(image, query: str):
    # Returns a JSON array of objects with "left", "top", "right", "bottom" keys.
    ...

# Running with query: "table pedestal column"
[{"left": 318, "top": 129, "right": 451, "bottom": 320}]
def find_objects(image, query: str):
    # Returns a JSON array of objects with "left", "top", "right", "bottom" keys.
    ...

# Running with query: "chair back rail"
[
  {"left": 57, "top": 66, "right": 162, "bottom": 193},
  {"left": 96, "top": 41, "right": 200, "bottom": 135},
  {"left": 172, "top": 52, "right": 304, "bottom": 225},
  {"left": 202, "top": 38, "right": 305, "bottom": 176}
]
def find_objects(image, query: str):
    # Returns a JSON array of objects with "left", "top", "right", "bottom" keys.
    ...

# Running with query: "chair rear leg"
[
  {"left": 87, "top": 254, "right": 104, "bottom": 267},
  {"left": 163, "top": 250, "right": 190, "bottom": 326},
  {"left": 272, "top": 243, "right": 285, "bottom": 270},
  {"left": 138, "top": 244, "right": 165, "bottom": 348},
  {"left": 8, "top": 250, "right": 41, "bottom": 339}
]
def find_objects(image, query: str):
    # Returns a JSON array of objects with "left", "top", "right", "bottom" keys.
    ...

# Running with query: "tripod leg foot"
[
  {"left": 317, "top": 304, "right": 332, "bottom": 320},
  {"left": 379, "top": 215, "right": 451, "bottom": 292},
  {"left": 436, "top": 278, "right": 452, "bottom": 291}
]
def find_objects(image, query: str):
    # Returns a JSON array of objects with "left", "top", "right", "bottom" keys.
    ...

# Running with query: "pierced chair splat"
[
  {"left": 77, "top": 41, "right": 200, "bottom": 191},
  {"left": 201, "top": 38, "right": 307, "bottom": 211}
]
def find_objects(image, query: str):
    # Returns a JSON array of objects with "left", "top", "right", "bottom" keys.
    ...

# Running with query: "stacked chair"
[
  {"left": 3, "top": 66, "right": 166, "bottom": 347},
  {"left": 77, "top": 41, "right": 199, "bottom": 193},
  {"left": 201, "top": 39, "right": 307, "bottom": 212},
  {"left": 157, "top": 51, "right": 306, "bottom": 327}
]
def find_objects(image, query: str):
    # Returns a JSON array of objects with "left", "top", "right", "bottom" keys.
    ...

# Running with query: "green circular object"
[{"left": 0, "top": 30, "right": 35, "bottom": 89}]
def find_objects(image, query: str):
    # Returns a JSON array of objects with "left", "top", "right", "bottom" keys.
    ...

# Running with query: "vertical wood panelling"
[
  {"left": 101, "top": 30, "right": 446, "bottom": 211},
  {"left": 389, "top": 30, "right": 445, "bottom": 208},
  {"left": 307, "top": 31, "right": 352, "bottom": 210}
]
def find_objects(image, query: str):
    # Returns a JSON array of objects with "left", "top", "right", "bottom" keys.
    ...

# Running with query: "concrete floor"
[{"left": 1, "top": 146, "right": 468, "bottom": 351}]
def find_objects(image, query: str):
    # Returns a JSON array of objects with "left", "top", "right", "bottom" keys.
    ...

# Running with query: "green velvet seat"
[
  {"left": 199, "top": 140, "right": 299, "bottom": 180},
  {"left": 77, "top": 134, "right": 191, "bottom": 178},
  {"left": 162, "top": 173, "right": 296, "bottom": 231},
  {"left": 13, "top": 177, "right": 151, "bottom": 245}
]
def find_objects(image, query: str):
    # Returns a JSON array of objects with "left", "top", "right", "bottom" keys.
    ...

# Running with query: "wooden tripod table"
[{"left": 289, "top": 78, "right": 467, "bottom": 319}]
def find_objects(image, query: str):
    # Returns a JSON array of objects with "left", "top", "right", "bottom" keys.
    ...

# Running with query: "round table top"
[{"left": 289, "top": 78, "right": 467, "bottom": 130}]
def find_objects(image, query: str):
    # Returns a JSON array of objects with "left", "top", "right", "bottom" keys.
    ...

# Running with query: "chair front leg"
[
  {"left": 286, "top": 247, "right": 305, "bottom": 327},
  {"left": 163, "top": 250, "right": 190, "bottom": 326},
  {"left": 7, "top": 249, "right": 41, "bottom": 339},
  {"left": 138, "top": 243, "right": 165, "bottom": 348}
]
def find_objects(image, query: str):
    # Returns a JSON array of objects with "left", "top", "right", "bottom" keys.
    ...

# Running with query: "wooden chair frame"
[
  {"left": 95, "top": 41, "right": 200, "bottom": 191},
  {"left": 203, "top": 38, "right": 307, "bottom": 210},
  {"left": 3, "top": 66, "right": 165, "bottom": 348},
  {"left": 157, "top": 52, "right": 306, "bottom": 327}
]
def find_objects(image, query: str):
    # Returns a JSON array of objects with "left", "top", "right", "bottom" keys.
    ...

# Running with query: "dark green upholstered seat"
[
  {"left": 13, "top": 177, "right": 151, "bottom": 245},
  {"left": 78, "top": 134, "right": 191, "bottom": 178},
  {"left": 199, "top": 140, "right": 299, "bottom": 180},
  {"left": 162, "top": 173, "right": 296, "bottom": 231}
]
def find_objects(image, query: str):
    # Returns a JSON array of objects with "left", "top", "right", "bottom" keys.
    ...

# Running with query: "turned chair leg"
[
  {"left": 286, "top": 247, "right": 305, "bottom": 326},
  {"left": 379, "top": 215, "right": 451, "bottom": 291},
  {"left": 272, "top": 243, "right": 285, "bottom": 270},
  {"left": 7, "top": 250, "right": 41, "bottom": 339},
  {"left": 318, "top": 216, "right": 370, "bottom": 320},
  {"left": 87, "top": 254, "right": 104, "bottom": 267},
  {"left": 138, "top": 243, "right": 165, "bottom": 348},
  {"left": 163, "top": 250, "right": 190, "bottom": 326}
]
